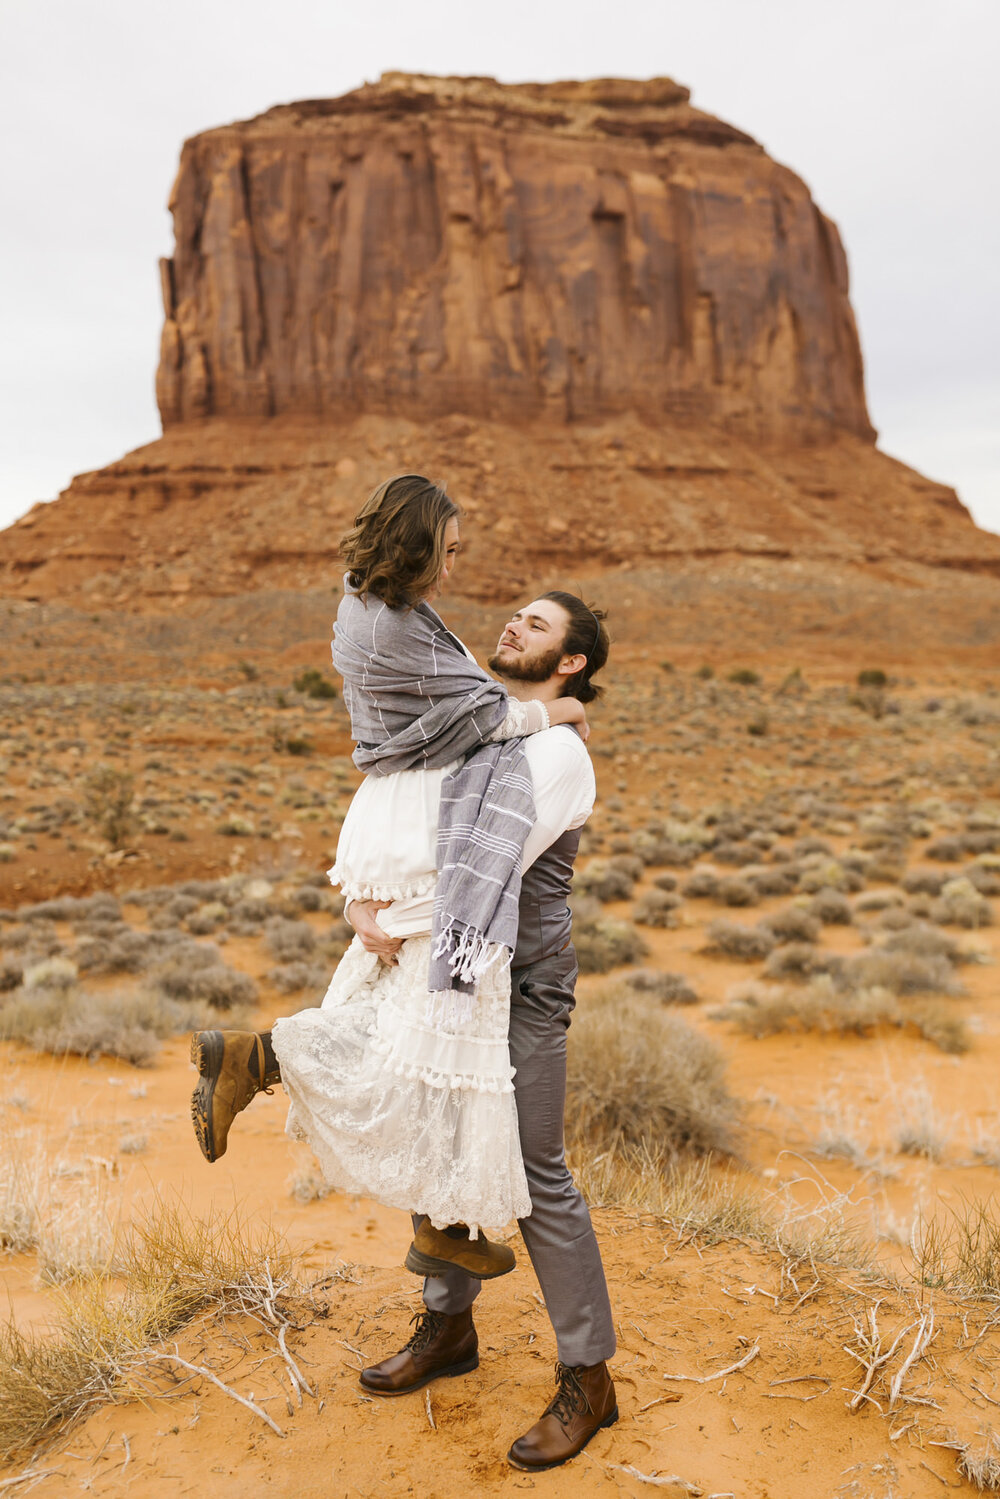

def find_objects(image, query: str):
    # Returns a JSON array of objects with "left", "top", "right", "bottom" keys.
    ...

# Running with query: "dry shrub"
[
  {"left": 682, "top": 867, "right": 721, "bottom": 900},
  {"left": 0, "top": 985, "right": 161, "bottom": 1066},
  {"left": 2, "top": 921, "right": 62, "bottom": 957},
  {"left": 721, "top": 977, "right": 969, "bottom": 1054},
  {"left": 966, "top": 862, "right": 1000, "bottom": 897},
  {"left": 268, "top": 960, "right": 330, "bottom": 997},
  {"left": 844, "top": 947, "right": 963, "bottom": 996},
  {"left": 81, "top": 764, "right": 136, "bottom": 850},
  {"left": 572, "top": 1149, "right": 874, "bottom": 1269},
  {"left": 287, "top": 1166, "right": 335, "bottom": 1204},
  {"left": 0, "top": 958, "right": 22, "bottom": 992},
  {"left": 712, "top": 840, "right": 758, "bottom": 867},
  {"left": 571, "top": 899, "right": 649, "bottom": 974},
  {"left": 572, "top": 1150, "right": 770, "bottom": 1238},
  {"left": 876, "top": 921, "right": 965, "bottom": 963},
  {"left": 152, "top": 949, "right": 257, "bottom": 1010},
  {"left": 632, "top": 888, "right": 681, "bottom": 928},
  {"left": 931, "top": 877, "right": 994, "bottom": 929},
  {"left": 871, "top": 906, "right": 917, "bottom": 932},
  {"left": 955, "top": 1431, "right": 1000, "bottom": 1492},
  {"left": 808, "top": 887, "right": 854, "bottom": 924},
  {"left": 0, "top": 1138, "right": 43, "bottom": 1253},
  {"left": 855, "top": 890, "right": 903, "bottom": 913},
  {"left": 717, "top": 875, "right": 759, "bottom": 907},
  {"left": 763, "top": 943, "right": 843, "bottom": 982},
  {"left": 902, "top": 867, "right": 947, "bottom": 896},
  {"left": 760, "top": 906, "right": 821, "bottom": 944},
  {"left": 914, "top": 1197, "right": 1000, "bottom": 1300},
  {"left": 926, "top": 835, "right": 965, "bottom": 862},
  {"left": 0, "top": 1199, "right": 293, "bottom": 1462},
  {"left": 21, "top": 894, "right": 121, "bottom": 924},
  {"left": 895, "top": 1083, "right": 951, "bottom": 1161},
  {"left": 292, "top": 884, "right": 326, "bottom": 912},
  {"left": 908, "top": 999, "right": 971, "bottom": 1055},
  {"left": 751, "top": 866, "right": 799, "bottom": 897},
  {"left": 702, "top": 918, "right": 775, "bottom": 962},
  {"left": 722, "top": 977, "right": 898, "bottom": 1039},
  {"left": 624, "top": 968, "right": 698, "bottom": 1005},
  {"left": 799, "top": 860, "right": 862, "bottom": 895},
  {"left": 264, "top": 916, "right": 317, "bottom": 961},
  {"left": 576, "top": 857, "right": 640, "bottom": 902},
  {"left": 566, "top": 991, "right": 738, "bottom": 1158}
]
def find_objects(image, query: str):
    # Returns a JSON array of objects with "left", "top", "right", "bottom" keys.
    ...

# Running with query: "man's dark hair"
[{"left": 540, "top": 591, "right": 609, "bottom": 704}]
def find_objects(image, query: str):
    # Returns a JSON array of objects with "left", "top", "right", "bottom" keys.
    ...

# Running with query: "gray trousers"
[{"left": 420, "top": 946, "right": 616, "bottom": 1367}]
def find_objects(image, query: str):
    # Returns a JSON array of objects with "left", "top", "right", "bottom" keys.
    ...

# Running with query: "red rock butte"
[
  {"left": 3, "top": 71, "right": 1000, "bottom": 614},
  {"left": 157, "top": 72, "right": 871, "bottom": 440}
]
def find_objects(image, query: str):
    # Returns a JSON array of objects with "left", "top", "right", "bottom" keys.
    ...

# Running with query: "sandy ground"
[{"left": 3, "top": 583, "right": 1000, "bottom": 1496}]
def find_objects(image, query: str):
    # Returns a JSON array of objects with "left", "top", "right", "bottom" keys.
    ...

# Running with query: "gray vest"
[{"left": 511, "top": 827, "right": 582, "bottom": 970}]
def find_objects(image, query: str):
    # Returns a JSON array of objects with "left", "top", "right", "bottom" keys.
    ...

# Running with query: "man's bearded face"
[{"left": 487, "top": 640, "right": 565, "bottom": 683}]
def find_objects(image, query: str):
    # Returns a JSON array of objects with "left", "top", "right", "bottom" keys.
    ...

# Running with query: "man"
[{"left": 351, "top": 591, "right": 617, "bottom": 1472}]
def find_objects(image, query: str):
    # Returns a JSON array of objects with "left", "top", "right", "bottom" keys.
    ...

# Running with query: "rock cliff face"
[
  {"left": 4, "top": 72, "right": 1000, "bottom": 616},
  {"left": 156, "top": 73, "right": 872, "bottom": 440}
]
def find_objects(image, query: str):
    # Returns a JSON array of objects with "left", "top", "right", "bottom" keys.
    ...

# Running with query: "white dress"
[{"left": 270, "top": 694, "right": 549, "bottom": 1236}]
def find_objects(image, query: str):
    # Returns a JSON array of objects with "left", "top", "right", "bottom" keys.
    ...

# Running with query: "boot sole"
[
  {"left": 404, "top": 1245, "right": 516, "bottom": 1281},
  {"left": 359, "top": 1352, "right": 479, "bottom": 1397},
  {"left": 506, "top": 1406, "right": 619, "bottom": 1472},
  {"left": 189, "top": 1030, "right": 225, "bottom": 1163}
]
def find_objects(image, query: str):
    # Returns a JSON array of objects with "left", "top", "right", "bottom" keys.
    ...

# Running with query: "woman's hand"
[
  {"left": 546, "top": 697, "right": 590, "bottom": 742},
  {"left": 345, "top": 898, "right": 403, "bottom": 964}
]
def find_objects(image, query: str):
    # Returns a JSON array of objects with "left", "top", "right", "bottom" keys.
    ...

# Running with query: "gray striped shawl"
[{"left": 331, "top": 585, "right": 536, "bottom": 994}]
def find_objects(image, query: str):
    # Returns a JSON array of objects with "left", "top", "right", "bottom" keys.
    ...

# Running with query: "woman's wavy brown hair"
[{"left": 339, "top": 475, "right": 458, "bottom": 609}]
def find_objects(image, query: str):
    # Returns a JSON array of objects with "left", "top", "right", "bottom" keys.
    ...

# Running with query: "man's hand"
[{"left": 346, "top": 898, "right": 403, "bottom": 963}]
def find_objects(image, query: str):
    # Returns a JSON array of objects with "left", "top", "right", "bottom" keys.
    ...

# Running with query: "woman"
[{"left": 191, "top": 474, "right": 587, "bottom": 1274}]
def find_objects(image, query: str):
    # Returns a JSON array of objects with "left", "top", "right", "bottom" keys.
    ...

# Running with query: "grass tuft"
[{"left": 0, "top": 1199, "right": 294, "bottom": 1462}]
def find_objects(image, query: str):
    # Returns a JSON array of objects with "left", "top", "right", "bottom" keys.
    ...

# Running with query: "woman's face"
[{"left": 434, "top": 517, "right": 461, "bottom": 595}]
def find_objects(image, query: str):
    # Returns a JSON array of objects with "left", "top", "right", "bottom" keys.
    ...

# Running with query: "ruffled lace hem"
[
  {"left": 328, "top": 865, "right": 438, "bottom": 902},
  {"left": 366, "top": 1025, "right": 515, "bottom": 1094},
  {"left": 271, "top": 932, "right": 529, "bottom": 1231},
  {"left": 283, "top": 1104, "right": 525, "bottom": 1237}
]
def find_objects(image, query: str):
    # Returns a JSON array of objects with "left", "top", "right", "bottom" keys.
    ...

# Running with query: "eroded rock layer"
[
  {"left": 3, "top": 413, "right": 998, "bottom": 612},
  {"left": 156, "top": 73, "right": 873, "bottom": 439}
]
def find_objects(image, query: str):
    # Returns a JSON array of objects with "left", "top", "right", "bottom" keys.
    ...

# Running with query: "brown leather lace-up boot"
[
  {"left": 404, "top": 1220, "right": 516, "bottom": 1279},
  {"left": 507, "top": 1360, "right": 618, "bottom": 1471},
  {"left": 359, "top": 1308, "right": 478, "bottom": 1396},
  {"left": 190, "top": 1030, "right": 280, "bottom": 1163}
]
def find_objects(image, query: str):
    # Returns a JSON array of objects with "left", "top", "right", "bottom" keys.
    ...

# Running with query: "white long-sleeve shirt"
[{"left": 341, "top": 724, "right": 595, "bottom": 939}]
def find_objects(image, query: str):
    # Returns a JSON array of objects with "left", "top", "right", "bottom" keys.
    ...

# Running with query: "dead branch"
[
  {"left": 888, "top": 1311, "right": 937, "bottom": 1412},
  {"left": 639, "top": 1394, "right": 684, "bottom": 1411},
  {"left": 584, "top": 1455, "right": 703, "bottom": 1493},
  {"left": 766, "top": 1376, "right": 830, "bottom": 1402},
  {"left": 146, "top": 1351, "right": 286, "bottom": 1437},
  {"left": 663, "top": 1343, "right": 759, "bottom": 1384}
]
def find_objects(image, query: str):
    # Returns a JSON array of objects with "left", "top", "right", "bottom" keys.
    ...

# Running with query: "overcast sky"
[{"left": 2, "top": 0, "right": 997, "bottom": 537}]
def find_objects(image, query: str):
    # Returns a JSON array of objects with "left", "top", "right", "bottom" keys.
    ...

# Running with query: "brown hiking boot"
[
  {"left": 359, "top": 1308, "right": 478, "bottom": 1396},
  {"left": 507, "top": 1361, "right": 618, "bottom": 1471},
  {"left": 190, "top": 1030, "right": 278, "bottom": 1163},
  {"left": 404, "top": 1220, "right": 516, "bottom": 1280}
]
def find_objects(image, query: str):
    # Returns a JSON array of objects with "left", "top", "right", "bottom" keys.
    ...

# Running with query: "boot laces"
[
  {"left": 406, "top": 1310, "right": 446, "bottom": 1353},
  {"left": 252, "top": 1036, "right": 276, "bottom": 1096},
  {"left": 546, "top": 1362, "right": 592, "bottom": 1426}
]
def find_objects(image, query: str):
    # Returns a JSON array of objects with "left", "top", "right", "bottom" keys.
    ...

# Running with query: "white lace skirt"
[{"left": 270, "top": 935, "right": 531, "bottom": 1236}]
